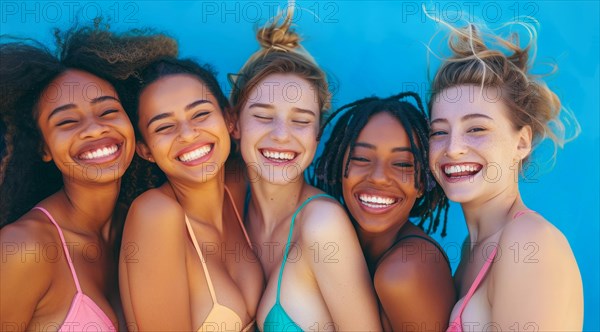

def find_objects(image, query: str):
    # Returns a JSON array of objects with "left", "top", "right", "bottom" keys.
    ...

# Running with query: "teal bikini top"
[{"left": 262, "top": 193, "right": 333, "bottom": 332}]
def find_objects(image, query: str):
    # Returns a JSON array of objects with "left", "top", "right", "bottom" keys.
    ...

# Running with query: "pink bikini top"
[
  {"left": 447, "top": 210, "right": 536, "bottom": 332},
  {"left": 33, "top": 206, "right": 116, "bottom": 332}
]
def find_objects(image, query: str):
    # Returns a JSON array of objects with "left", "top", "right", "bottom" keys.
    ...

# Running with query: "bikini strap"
[
  {"left": 184, "top": 215, "right": 218, "bottom": 303},
  {"left": 33, "top": 206, "right": 82, "bottom": 293},
  {"left": 224, "top": 185, "right": 253, "bottom": 249},
  {"left": 275, "top": 193, "right": 334, "bottom": 302},
  {"left": 513, "top": 209, "right": 537, "bottom": 219},
  {"left": 455, "top": 245, "right": 498, "bottom": 317}
]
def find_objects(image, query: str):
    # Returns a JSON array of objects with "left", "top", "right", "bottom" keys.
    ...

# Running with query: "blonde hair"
[
  {"left": 428, "top": 20, "right": 580, "bottom": 163},
  {"left": 229, "top": 4, "right": 330, "bottom": 126}
]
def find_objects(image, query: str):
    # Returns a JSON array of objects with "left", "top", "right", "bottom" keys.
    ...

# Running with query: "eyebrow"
[
  {"left": 248, "top": 103, "right": 316, "bottom": 117},
  {"left": 47, "top": 95, "right": 121, "bottom": 121},
  {"left": 355, "top": 142, "right": 413, "bottom": 153},
  {"left": 430, "top": 113, "right": 493, "bottom": 125},
  {"left": 147, "top": 99, "right": 212, "bottom": 128}
]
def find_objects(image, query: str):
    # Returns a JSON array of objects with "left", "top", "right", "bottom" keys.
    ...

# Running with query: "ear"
[
  {"left": 517, "top": 125, "right": 533, "bottom": 161},
  {"left": 41, "top": 143, "right": 52, "bottom": 162},
  {"left": 230, "top": 112, "right": 241, "bottom": 140},
  {"left": 136, "top": 141, "right": 155, "bottom": 163}
]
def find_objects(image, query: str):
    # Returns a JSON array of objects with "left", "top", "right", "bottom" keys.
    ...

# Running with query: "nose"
[
  {"left": 270, "top": 118, "right": 290, "bottom": 143},
  {"left": 445, "top": 131, "right": 468, "bottom": 159},
  {"left": 368, "top": 161, "right": 392, "bottom": 186},
  {"left": 79, "top": 118, "right": 110, "bottom": 139},
  {"left": 177, "top": 122, "right": 200, "bottom": 142}
]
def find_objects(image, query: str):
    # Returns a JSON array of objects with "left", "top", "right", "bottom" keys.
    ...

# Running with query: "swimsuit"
[
  {"left": 262, "top": 193, "right": 334, "bottom": 332},
  {"left": 446, "top": 210, "right": 536, "bottom": 332},
  {"left": 33, "top": 206, "right": 116, "bottom": 332},
  {"left": 184, "top": 186, "right": 254, "bottom": 332}
]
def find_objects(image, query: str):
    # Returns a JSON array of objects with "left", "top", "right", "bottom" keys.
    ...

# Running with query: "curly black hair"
[
  {"left": 313, "top": 92, "right": 449, "bottom": 236},
  {"left": 0, "top": 23, "right": 177, "bottom": 226}
]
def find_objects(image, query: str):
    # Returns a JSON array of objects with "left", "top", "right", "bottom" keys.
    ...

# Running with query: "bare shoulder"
[
  {"left": 0, "top": 211, "right": 59, "bottom": 292},
  {"left": 376, "top": 234, "right": 450, "bottom": 291},
  {"left": 296, "top": 191, "right": 352, "bottom": 242},
  {"left": 498, "top": 211, "right": 572, "bottom": 256},
  {"left": 123, "top": 188, "right": 185, "bottom": 241}
]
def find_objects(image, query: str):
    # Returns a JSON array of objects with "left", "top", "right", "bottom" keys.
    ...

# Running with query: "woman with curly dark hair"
[
  {"left": 0, "top": 25, "right": 176, "bottom": 330},
  {"left": 314, "top": 92, "right": 455, "bottom": 331}
]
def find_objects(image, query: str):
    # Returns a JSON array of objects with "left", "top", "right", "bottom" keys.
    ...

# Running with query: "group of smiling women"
[{"left": 0, "top": 5, "right": 584, "bottom": 332}]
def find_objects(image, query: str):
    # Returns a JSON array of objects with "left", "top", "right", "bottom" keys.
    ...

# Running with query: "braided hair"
[{"left": 314, "top": 92, "right": 449, "bottom": 236}]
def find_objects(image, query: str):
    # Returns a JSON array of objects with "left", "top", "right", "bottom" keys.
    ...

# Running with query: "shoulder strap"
[
  {"left": 33, "top": 207, "right": 82, "bottom": 293},
  {"left": 455, "top": 246, "right": 498, "bottom": 317},
  {"left": 224, "top": 185, "right": 253, "bottom": 249},
  {"left": 275, "top": 193, "right": 333, "bottom": 302},
  {"left": 184, "top": 215, "right": 218, "bottom": 303}
]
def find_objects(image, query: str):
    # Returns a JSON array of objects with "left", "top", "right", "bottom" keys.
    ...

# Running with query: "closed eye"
[
  {"left": 393, "top": 162, "right": 414, "bottom": 168},
  {"left": 254, "top": 115, "right": 272, "bottom": 121},
  {"left": 430, "top": 130, "right": 447, "bottom": 137},
  {"left": 350, "top": 157, "right": 370, "bottom": 162},
  {"left": 57, "top": 119, "right": 77, "bottom": 127},
  {"left": 100, "top": 109, "right": 119, "bottom": 117},
  {"left": 193, "top": 111, "right": 211, "bottom": 119},
  {"left": 155, "top": 125, "right": 174, "bottom": 133},
  {"left": 292, "top": 119, "right": 311, "bottom": 125}
]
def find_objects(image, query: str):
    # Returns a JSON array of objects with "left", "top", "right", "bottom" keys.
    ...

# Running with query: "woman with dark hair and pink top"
[
  {"left": 427, "top": 21, "right": 583, "bottom": 330},
  {"left": 0, "top": 26, "right": 175, "bottom": 330}
]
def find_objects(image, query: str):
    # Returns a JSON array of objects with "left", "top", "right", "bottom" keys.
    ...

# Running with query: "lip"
[
  {"left": 440, "top": 162, "right": 483, "bottom": 183},
  {"left": 259, "top": 148, "right": 299, "bottom": 166},
  {"left": 354, "top": 190, "right": 401, "bottom": 215},
  {"left": 175, "top": 142, "right": 214, "bottom": 166},
  {"left": 74, "top": 137, "right": 123, "bottom": 165}
]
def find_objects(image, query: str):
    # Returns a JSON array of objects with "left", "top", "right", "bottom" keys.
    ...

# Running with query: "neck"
[
  {"left": 167, "top": 171, "right": 226, "bottom": 231},
  {"left": 357, "top": 220, "right": 409, "bottom": 270},
  {"left": 248, "top": 176, "right": 307, "bottom": 234},
  {"left": 60, "top": 178, "right": 121, "bottom": 237},
  {"left": 461, "top": 185, "right": 526, "bottom": 246}
]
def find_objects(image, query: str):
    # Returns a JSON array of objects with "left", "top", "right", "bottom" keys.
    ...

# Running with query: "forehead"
[
  {"left": 247, "top": 73, "right": 319, "bottom": 110},
  {"left": 139, "top": 74, "right": 216, "bottom": 111},
  {"left": 431, "top": 85, "right": 510, "bottom": 120},
  {"left": 38, "top": 69, "right": 117, "bottom": 111},
  {"left": 357, "top": 112, "right": 410, "bottom": 145}
]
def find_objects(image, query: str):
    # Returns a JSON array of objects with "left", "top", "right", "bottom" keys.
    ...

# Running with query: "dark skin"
[
  {"left": 0, "top": 70, "right": 135, "bottom": 330},
  {"left": 342, "top": 113, "right": 456, "bottom": 331}
]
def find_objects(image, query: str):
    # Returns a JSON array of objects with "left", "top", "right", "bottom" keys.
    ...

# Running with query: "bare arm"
[
  {"left": 302, "top": 200, "right": 382, "bottom": 331},
  {"left": 1, "top": 221, "right": 53, "bottom": 331},
  {"left": 375, "top": 239, "right": 456, "bottom": 331},
  {"left": 490, "top": 215, "right": 583, "bottom": 331},
  {"left": 119, "top": 191, "right": 193, "bottom": 331}
]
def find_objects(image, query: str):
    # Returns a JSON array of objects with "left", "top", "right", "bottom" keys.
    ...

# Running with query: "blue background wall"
[{"left": 2, "top": 1, "right": 598, "bottom": 329}]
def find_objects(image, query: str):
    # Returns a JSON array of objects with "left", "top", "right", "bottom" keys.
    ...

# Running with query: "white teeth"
[
  {"left": 262, "top": 150, "right": 296, "bottom": 161},
  {"left": 358, "top": 194, "right": 397, "bottom": 207},
  {"left": 79, "top": 145, "right": 118, "bottom": 160},
  {"left": 444, "top": 164, "right": 479, "bottom": 175},
  {"left": 179, "top": 145, "right": 212, "bottom": 162}
]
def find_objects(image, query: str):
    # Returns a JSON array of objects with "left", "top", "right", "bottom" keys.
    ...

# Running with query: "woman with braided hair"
[
  {"left": 427, "top": 21, "right": 583, "bottom": 330},
  {"left": 314, "top": 92, "right": 455, "bottom": 331},
  {"left": 0, "top": 25, "right": 176, "bottom": 330},
  {"left": 229, "top": 4, "right": 381, "bottom": 332}
]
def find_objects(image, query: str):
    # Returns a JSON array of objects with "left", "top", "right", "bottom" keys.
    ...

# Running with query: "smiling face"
[
  {"left": 429, "top": 85, "right": 531, "bottom": 204},
  {"left": 341, "top": 112, "right": 420, "bottom": 235},
  {"left": 235, "top": 73, "right": 320, "bottom": 185},
  {"left": 136, "top": 74, "right": 231, "bottom": 184},
  {"left": 36, "top": 69, "right": 135, "bottom": 184}
]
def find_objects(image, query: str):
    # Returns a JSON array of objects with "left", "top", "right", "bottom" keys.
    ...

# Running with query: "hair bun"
[{"left": 256, "top": 10, "right": 301, "bottom": 52}]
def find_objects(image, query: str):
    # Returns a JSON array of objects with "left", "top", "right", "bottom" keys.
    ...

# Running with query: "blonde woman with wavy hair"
[
  {"left": 228, "top": 4, "right": 381, "bottom": 332},
  {"left": 427, "top": 19, "right": 583, "bottom": 331}
]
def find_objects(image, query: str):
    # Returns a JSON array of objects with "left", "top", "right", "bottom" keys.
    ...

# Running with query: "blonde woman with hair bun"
[
  {"left": 229, "top": 3, "right": 381, "bottom": 332},
  {"left": 427, "top": 19, "right": 584, "bottom": 331}
]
